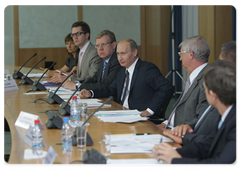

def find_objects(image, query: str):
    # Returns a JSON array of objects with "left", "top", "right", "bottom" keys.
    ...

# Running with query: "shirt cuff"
[
  {"left": 146, "top": 108, "right": 154, "bottom": 115},
  {"left": 89, "top": 90, "right": 94, "bottom": 98}
]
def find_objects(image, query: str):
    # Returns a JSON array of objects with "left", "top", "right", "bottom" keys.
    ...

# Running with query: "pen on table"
[
  {"left": 56, "top": 70, "right": 68, "bottom": 76},
  {"left": 135, "top": 133, "right": 151, "bottom": 135},
  {"left": 159, "top": 136, "right": 163, "bottom": 143}
]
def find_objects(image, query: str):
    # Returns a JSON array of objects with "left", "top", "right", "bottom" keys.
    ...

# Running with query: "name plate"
[
  {"left": 4, "top": 70, "right": 18, "bottom": 92},
  {"left": 15, "top": 111, "right": 46, "bottom": 130},
  {"left": 42, "top": 146, "right": 61, "bottom": 164}
]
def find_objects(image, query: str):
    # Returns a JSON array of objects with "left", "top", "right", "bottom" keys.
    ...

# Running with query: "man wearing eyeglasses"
[
  {"left": 51, "top": 21, "right": 102, "bottom": 89},
  {"left": 156, "top": 35, "right": 209, "bottom": 131},
  {"left": 77, "top": 30, "right": 122, "bottom": 91}
]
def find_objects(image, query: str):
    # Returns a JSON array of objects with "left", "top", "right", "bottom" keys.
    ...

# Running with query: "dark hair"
[
  {"left": 179, "top": 35, "right": 210, "bottom": 63},
  {"left": 120, "top": 38, "right": 138, "bottom": 56},
  {"left": 220, "top": 41, "right": 236, "bottom": 63},
  {"left": 203, "top": 60, "right": 236, "bottom": 105},
  {"left": 96, "top": 30, "right": 116, "bottom": 42},
  {"left": 64, "top": 33, "right": 73, "bottom": 43},
  {"left": 71, "top": 21, "right": 91, "bottom": 40}
]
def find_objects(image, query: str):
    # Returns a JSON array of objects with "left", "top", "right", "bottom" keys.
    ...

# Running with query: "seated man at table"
[
  {"left": 73, "top": 30, "right": 122, "bottom": 91},
  {"left": 79, "top": 38, "right": 173, "bottom": 118},
  {"left": 152, "top": 60, "right": 236, "bottom": 164},
  {"left": 161, "top": 40, "right": 236, "bottom": 146}
]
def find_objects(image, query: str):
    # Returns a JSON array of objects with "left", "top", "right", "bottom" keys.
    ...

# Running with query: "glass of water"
[{"left": 100, "top": 132, "right": 111, "bottom": 159}]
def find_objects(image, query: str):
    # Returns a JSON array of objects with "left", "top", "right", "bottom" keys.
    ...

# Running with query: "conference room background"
[{"left": 4, "top": 5, "right": 236, "bottom": 90}]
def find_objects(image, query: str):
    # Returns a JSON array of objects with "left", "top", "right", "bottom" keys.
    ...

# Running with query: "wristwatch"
[{"left": 75, "top": 82, "right": 81, "bottom": 90}]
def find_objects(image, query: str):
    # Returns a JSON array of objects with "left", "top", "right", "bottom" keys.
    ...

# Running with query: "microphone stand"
[
  {"left": 20, "top": 56, "right": 46, "bottom": 85},
  {"left": 12, "top": 53, "right": 37, "bottom": 79}
]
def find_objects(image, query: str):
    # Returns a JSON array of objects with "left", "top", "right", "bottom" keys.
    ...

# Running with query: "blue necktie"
[
  {"left": 102, "top": 61, "right": 108, "bottom": 79},
  {"left": 218, "top": 119, "right": 223, "bottom": 129}
]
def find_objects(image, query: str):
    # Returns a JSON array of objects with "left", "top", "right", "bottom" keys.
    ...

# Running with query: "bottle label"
[{"left": 32, "top": 144, "right": 43, "bottom": 151}]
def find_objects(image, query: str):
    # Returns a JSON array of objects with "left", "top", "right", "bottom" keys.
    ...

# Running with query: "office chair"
[{"left": 149, "top": 85, "right": 175, "bottom": 124}]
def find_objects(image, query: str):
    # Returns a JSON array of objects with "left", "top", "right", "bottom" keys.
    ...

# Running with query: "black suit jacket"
[
  {"left": 93, "top": 58, "right": 173, "bottom": 118},
  {"left": 80, "top": 50, "right": 122, "bottom": 91},
  {"left": 182, "top": 106, "right": 220, "bottom": 146},
  {"left": 172, "top": 105, "right": 236, "bottom": 164}
]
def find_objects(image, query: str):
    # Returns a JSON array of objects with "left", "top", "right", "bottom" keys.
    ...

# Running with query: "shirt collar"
[
  {"left": 189, "top": 63, "right": 208, "bottom": 84},
  {"left": 80, "top": 41, "right": 90, "bottom": 54},
  {"left": 221, "top": 105, "right": 233, "bottom": 122},
  {"left": 126, "top": 58, "right": 139, "bottom": 75}
]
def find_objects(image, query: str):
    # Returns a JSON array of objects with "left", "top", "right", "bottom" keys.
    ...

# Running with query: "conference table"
[{"left": 4, "top": 65, "right": 181, "bottom": 164}]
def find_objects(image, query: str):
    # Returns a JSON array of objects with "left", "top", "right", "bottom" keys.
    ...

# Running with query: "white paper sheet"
[{"left": 98, "top": 115, "right": 148, "bottom": 123}]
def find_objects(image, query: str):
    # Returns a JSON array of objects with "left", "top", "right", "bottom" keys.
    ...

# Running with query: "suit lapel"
[
  {"left": 194, "top": 106, "right": 214, "bottom": 131},
  {"left": 117, "top": 68, "right": 126, "bottom": 102},
  {"left": 207, "top": 106, "right": 236, "bottom": 155},
  {"left": 130, "top": 59, "right": 141, "bottom": 91}
]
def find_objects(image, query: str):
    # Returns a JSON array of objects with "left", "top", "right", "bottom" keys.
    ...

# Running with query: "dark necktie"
[
  {"left": 166, "top": 77, "right": 191, "bottom": 128},
  {"left": 120, "top": 70, "right": 129, "bottom": 105},
  {"left": 102, "top": 61, "right": 108, "bottom": 79}
]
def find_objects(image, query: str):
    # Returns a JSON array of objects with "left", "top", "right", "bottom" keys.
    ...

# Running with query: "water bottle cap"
[
  {"left": 63, "top": 117, "right": 69, "bottom": 123},
  {"left": 34, "top": 119, "right": 40, "bottom": 124},
  {"left": 72, "top": 96, "right": 77, "bottom": 100}
]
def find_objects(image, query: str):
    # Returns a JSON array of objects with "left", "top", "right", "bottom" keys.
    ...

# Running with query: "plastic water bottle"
[
  {"left": 70, "top": 95, "right": 80, "bottom": 127},
  {"left": 61, "top": 117, "right": 72, "bottom": 153},
  {"left": 32, "top": 119, "right": 43, "bottom": 156}
]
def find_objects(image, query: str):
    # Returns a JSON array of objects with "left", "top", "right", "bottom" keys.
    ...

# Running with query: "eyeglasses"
[
  {"left": 95, "top": 42, "right": 112, "bottom": 49},
  {"left": 70, "top": 32, "right": 85, "bottom": 38},
  {"left": 178, "top": 51, "right": 189, "bottom": 57}
]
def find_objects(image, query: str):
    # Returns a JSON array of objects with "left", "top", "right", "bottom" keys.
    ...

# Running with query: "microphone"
[
  {"left": 72, "top": 96, "right": 113, "bottom": 146},
  {"left": 82, "top": 96, "right": 113, "bottom": 127},
  {"left": 32, "top": 62, "right": 57, "bottom": 91},
  {"left": 58, "top": 77, "right": 90, "bottom": 116},
  {"left": 46, "top": 70, "right": 76, "bottom": 104},
  {"left": 12, "top": 53, "right": 37, "bottom": 79},
  {"left": 20, "top": 56, "right": 47, "bottom": 85}
]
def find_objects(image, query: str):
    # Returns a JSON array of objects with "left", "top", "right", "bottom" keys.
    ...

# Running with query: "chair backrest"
[{"left": 151, "top": 85, "right": 175, "bottom": 119}]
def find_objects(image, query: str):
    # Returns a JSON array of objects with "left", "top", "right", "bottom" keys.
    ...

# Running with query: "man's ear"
[{"left": 209, "top": 90, "right": 218, "bottom": 100}]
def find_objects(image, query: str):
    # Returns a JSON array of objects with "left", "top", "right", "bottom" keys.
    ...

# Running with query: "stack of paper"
[
  {"left": 95, "top": 110, "right": 148, "bottom": 123},
  {"left": 24, "top": 73, "right": 49, "bottom": 78},
  {"left": 109, "top": 134, "right": 174, "bottom": 154}
]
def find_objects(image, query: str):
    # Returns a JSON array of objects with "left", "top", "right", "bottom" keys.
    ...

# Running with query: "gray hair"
[
  {"left": 179, "top": 35, "right": 210, "bottom": 63},
  {"left": 96, "top": 30, "right": 116, "bottom": 43},
  {"left": 220, "top": 41, "right": 236, "bottom": 63}
]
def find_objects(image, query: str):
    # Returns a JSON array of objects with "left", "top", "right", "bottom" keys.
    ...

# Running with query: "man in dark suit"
[
  {"left": 157, "top": 36, "right": 209, "bottom": 130},
  {"left": 152, "top": 60, "right": 236, "bottom": 164},
  {"left": 78, "top": 30, "right": 122, "bottom": 91},
  {"left": 80, "top": 38, "right": 173, "bottom": 118}
]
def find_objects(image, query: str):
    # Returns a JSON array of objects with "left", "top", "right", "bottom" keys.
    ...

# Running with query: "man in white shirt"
[{"left": 157, "top": 36, "right": 209, "bottom": 130}]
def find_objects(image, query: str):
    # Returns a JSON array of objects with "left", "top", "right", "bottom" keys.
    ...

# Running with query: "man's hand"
[
  {"left": 163, "top": 131, "right": 183, "bottom": 144},
  {"left": 152, "top": 143, "right": 182, "bottom": 163},
  {"left": 50, "top": 74, "right": 67, "bottom": 84},
  {"left": 79, "top": 89, "right": 91, "bottom": 98},
  {"left": 140, "top": 110, "right": 152, "bottom": 117},
  {"left": 63, "top": 81, "right": 76, "bottom": 90},
  {"left": 171, "top": 124, "right": 193, "bottom": 137}
]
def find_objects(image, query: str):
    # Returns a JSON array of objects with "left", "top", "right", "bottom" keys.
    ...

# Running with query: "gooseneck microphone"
[
  {"left": 12, "top": 53, "right": 37, "bottom": 79},
  {"left": 32, "top": 62, "right": 57, "bottom": 91},
  {"left": 82, "top": 96, "right": 113, "bottom": 127},
  {"left": 46, "top": 70, "right": 76, "bottom": 104},
  {"left": 58, "top": 77, "right": 90, "bottom": 116},
  {"left": 72, "top": 96, "right": 113, "bottom": 146},
  {"left": 20, "top": 56, "right": 47, "bottom": 85}
]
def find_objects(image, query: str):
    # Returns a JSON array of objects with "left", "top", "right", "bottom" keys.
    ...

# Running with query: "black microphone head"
[
  {"left": 43, "top": 56, "right": 47, "bottom": 60},
  {"left": 108, "top": 96, "right": 114, "bottom": 102},
  {"left": 72, "top": 70, "right": 77, "bottom": 74},
  {"left": 33, "top": 53, "right": 37, "bottom": 56}
]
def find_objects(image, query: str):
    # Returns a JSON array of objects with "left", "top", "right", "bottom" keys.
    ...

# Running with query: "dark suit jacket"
[
  {"left": 173, "top": 66, "right": 209, "bottom": 128},
  {"left": 93, "top": 58, "right": 173, "bottom": 118},
  {"left": 182, "top": 106, "right": 220, "bottom": 146},
  {"left": 71, "top": 42, "right": 102, "bottom": 82},
  {"left": 79, "top": 50, "right": 122, "bottom": 91},
  {"left": 172, "top": 105, "right": 236, "bottom": 164}
]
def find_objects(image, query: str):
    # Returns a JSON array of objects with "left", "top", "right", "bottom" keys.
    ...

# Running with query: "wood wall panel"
[
  {"left": 19, "top": 48, "right": 69, "bottom": 69},
  {"left": 199, "top": 6, "right": 232, "bottom": 64},
  {"left": 143, "top": 6, "right": 171, "bottom": 76}
]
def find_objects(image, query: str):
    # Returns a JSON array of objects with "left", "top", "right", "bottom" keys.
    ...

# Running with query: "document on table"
[
  {"left": 107, "top": 159, "right": 163, "bottom": 164},
  {"left": 109, "top": 134, "right": 174, "bottom": 154},
  {"left": 62, "top": 98, "right": 111, "bottom": 108},
  {"left": 98, "top": 115, "right": 148, "bottom": 123},
  {"left": 24, "top": 73, "right": 49, "bottom": 78}
]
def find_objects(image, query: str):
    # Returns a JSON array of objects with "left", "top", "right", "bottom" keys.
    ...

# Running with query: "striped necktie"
[
  {"left": 120, "top": 70, "right": 129, "bottom": 105},
  {"left": 102, "top": 61, "right": 108, "bottom": 79}
]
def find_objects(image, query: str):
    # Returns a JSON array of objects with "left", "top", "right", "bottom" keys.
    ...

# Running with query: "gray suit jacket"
[
  {"left": 182, "top": 106, "right": 220, "bottom": 146},
  {"left": 173, "top": 66, "right": 209, "bottom": 128},
  {"left": 71, "top": 42, "right": 102, "bottom": 82}
]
